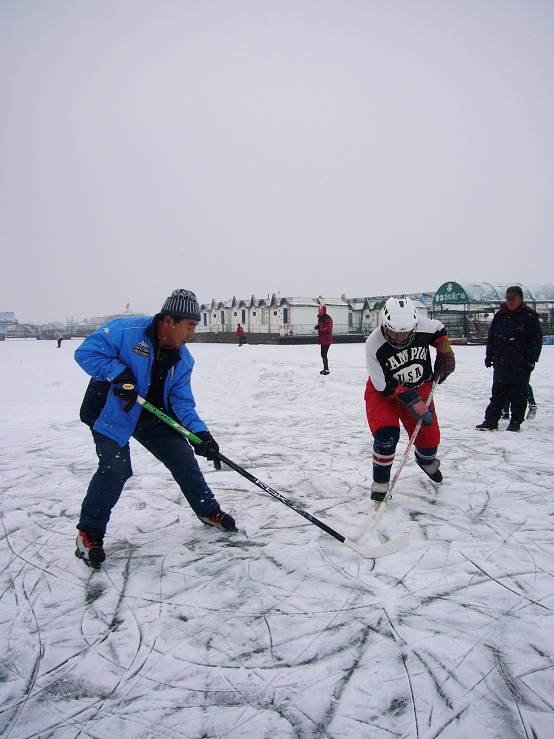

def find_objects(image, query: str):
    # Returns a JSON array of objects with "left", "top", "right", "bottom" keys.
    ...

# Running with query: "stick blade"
[{"left": 344, "top": 534, "right": 410, "bottom": 559}]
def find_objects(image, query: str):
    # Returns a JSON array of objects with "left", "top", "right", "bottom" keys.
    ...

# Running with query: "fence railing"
[
  {"left": 433, "top": 318, "right": 554, "bottom": 340},
  {"left": 197, "top": 323, "right": 370, "bottom": 337}
]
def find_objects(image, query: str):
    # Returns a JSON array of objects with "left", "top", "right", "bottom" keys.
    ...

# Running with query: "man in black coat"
[{"left": 476, "top": 286, "right": 543, "bottom": 431}]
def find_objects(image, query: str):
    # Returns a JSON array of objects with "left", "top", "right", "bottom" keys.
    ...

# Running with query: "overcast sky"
[{"left": 1, "top": 1, "right": 553, "bottom": 323}]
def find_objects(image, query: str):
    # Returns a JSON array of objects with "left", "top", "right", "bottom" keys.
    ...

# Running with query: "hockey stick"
[
  {"left": 132, "top": 392, "right": 405, "bottom": 559},
  {"left": 362, "top": 379, "right": 439, "bottom": 541}
]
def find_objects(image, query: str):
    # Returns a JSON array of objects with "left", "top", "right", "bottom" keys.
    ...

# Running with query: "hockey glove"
[
  {"left": 433, "top": 337, "right": 455, "bottom": 384},
  {"left": 112, "top": 369, "right": 138, "bottom": 412},
  {"left": 525, "top": 361, "right": 535, "bottom": 372},
  {"left": 397, "top": 389, "right": 433, "bottom": 426},
  {"left": 193, "top": 431, "right": 222, "bottom": 470}
]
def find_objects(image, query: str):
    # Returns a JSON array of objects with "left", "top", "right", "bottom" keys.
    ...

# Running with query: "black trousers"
[
  {"left": 320, "top": 345, "right": 330, "bottom": 371},
  {"left": 502, "top": 384, "right": 535, "bottom": 414},
  {"left": 78, "top": 419, "right": 219, "bottom": 535},
  {"left": 485, "top": 378, "right": 530, "bottom": 425}
]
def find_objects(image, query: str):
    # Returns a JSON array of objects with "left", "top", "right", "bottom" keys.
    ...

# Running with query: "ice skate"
[
  {"left": 416, "top": 458, "right": 443, "bottom": 484},
  {"left": 197, "top": 510, "right": 237, "bottom": 532},
  {"left": 75, "top": 529, "right": 105, "bottom": 569},
  {"left": 371, "top": 481, "right": 389, "bottom": 509}
]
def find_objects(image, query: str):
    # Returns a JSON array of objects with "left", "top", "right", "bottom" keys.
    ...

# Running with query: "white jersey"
[{"left": 365, "top": 316, "right": 446, "bottom": 395}]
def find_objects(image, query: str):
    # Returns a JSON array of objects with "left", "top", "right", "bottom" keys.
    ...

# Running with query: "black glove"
[
  {"left": 525, "top": 361, "right": 535, "bottom": 372},
  {"left": 193, "top": 431, "right": 221, "bottom": 470},
  {"left": 485, "top": 358, "right": 493, "bottom": 368},
  {"left": 112, "top": 369, "right": 138, "bottom": 412},
  {"left": 397, "top": 389, "right": 433, "bottom": 426}
]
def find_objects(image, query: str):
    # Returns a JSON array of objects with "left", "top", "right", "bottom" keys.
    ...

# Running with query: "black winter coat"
[{"left": 486, "top": 303, "right": 543, "bottom": 383}]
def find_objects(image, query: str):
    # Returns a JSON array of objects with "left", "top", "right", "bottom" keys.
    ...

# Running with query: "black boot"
[
  {"left": 506, "top": 421, "right": 521, "bottom": 432},
  {"left": 476, "top": 420, "right": 498, "bottom": 430}
]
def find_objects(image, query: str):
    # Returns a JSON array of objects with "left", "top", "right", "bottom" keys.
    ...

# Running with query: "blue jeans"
[{"left": 78, "top": 420, "right": 220, "bottom": 535}]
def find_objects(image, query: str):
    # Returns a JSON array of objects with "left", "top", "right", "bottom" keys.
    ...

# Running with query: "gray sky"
[{"left": 1, "top": 1, "right": 553, "bottom": 323}]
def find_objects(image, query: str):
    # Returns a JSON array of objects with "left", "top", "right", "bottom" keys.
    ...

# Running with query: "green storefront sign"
[{"left": 433, "top": 281, "right": 468, "bottom": 305}]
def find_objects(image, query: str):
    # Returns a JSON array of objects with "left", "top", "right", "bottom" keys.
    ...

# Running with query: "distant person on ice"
[
  {"left": 476, "top": 285, "right": 542, "bottom": 432},
  {"left": 364, "top": 297, "right": 455, "bottom": 506},
  {"left": 74, "top": 289, "right": 236, "bottom": 570},
  {"left": 236, "top": 323, "right": 247, "bottom": 346},
  {"left": 315, "top": 305, "right": 333, "bottom": 375},
  {"left": 56, "top": 332, "right": 63, "bottom": 348}
]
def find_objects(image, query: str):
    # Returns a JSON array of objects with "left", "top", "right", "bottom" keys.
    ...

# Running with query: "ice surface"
[{"left": 1, "top": 338, "right": 553, "bottom": 737}]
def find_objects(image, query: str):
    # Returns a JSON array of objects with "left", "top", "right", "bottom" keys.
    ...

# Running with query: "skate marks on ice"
[{"left": 1, "top": 342, "right": 554, "bottom": 736}]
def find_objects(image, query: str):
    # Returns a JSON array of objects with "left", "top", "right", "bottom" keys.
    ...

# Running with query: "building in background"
[
  {"left": 0, "top": 312, "right": 16, "bottom": 340},
  {"left": 198, "top": 294, "right": 351, "bottom": 338},
  {"left": 196, "top": 291, "right": 432, "bottom": 342},
  {"left": 81, "top": 306, "right": 147, "bottom": 332},
  {"left": 347, "top": 293, "right": 432, "bottom": 335}
]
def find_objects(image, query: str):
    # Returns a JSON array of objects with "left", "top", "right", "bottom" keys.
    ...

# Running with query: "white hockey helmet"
[{"left": 382, "top": 296, "right": 418, "bottom": 348}]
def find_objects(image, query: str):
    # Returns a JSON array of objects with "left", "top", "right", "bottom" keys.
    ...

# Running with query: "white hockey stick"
[
  {"left": 345, "top": 534, "right": 411, "bottom": 558},
  {"left": 359, "top": 380, "right": 439, "bottom": 547}
]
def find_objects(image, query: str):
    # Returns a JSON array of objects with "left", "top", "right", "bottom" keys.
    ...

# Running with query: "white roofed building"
[
  {"left": 244, "top": 296, "right": 270, "bottom": 334},
  {"left": 193, "top": 291, "right": 433, "bottom": 342},
  {"left": 348, "top": 294, "right": 430, "bottom": 335}
]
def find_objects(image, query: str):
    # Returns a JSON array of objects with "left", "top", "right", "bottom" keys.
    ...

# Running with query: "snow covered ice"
[{"left": 1, "top": 338, "right": 553, "bottom": 738}]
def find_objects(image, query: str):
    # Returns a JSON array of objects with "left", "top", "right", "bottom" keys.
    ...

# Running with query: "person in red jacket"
[
  {"left": 315, "top": 305, "right": 333, "bottom": 375},
  {"left": 236, "top": 323, "right": 247, "bottom": 346}
]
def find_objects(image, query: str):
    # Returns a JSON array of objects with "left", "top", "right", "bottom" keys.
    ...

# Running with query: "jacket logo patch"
[{"left": 132, "top": 339, "right": 151, "bottom": 357}]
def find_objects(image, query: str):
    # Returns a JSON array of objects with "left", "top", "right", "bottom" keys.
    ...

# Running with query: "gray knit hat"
[{"left": 160, "top": 289, "right": 201, "bottom": 321}]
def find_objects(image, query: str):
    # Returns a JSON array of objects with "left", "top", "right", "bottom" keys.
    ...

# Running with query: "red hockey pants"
[{"left": 364, "top": 378, "right": 440, "bottom": 447}]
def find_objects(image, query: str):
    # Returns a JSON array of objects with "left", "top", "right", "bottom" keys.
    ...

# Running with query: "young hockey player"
[{"left": 364, "top": 297, "right": 455, "bottom": 505}]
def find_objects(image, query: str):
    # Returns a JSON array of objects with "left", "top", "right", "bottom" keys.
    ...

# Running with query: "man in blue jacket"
[
  {"left": 74, "top": 289, "right": 236, "bottom": 569},
  {"left": 476, "top": 285, "right": 543, "bottom": 432}
]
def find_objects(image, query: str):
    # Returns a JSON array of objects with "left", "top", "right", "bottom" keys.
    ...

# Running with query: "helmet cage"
[
  {"left": 382, "top": 297, "right": 418, "bottom": 349},
  {"left": 383, "top": 324, "right": 417, "bottom": 349}
]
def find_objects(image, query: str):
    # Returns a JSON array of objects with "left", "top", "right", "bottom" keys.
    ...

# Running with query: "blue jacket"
[{"left": 74, "top": 316, "right": 208, "bottom": 446}]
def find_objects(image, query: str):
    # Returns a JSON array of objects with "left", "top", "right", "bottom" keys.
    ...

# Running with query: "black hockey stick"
[{"left": 132, "top": 392, "right": 407, "bottom": 559}]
